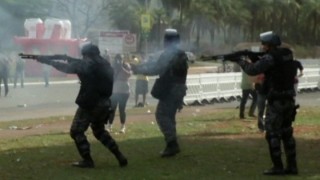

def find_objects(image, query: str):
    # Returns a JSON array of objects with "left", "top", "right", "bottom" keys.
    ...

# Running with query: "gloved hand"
[
  {"left": 130, "top": 63, "right": 138, "bottom": 74},
  {"left": 177, "top": 102, "right": 184, "bottom": 112}
]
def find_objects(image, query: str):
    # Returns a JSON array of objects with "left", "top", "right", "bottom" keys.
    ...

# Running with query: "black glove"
[
  {"left": 177, "top": 101, "right": 184, "bottom": 112},
  {"left": 130, "top": 63, "right": 138, "bottom": 74},
  {"left": 237, "top": 58, "right": 248, "bottom": 66}
]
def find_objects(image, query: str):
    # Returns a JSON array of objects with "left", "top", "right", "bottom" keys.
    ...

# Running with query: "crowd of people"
[{"left": 0, "top": 51, "right": 55, "bottom": 96}]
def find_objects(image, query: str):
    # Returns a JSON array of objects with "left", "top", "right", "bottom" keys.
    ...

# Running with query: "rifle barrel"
[{"left": 18, "top": 53, "right": 40, "bottom": 59}]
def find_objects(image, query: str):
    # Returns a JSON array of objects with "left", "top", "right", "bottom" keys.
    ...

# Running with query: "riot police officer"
[
  {"left": 236, "top": 31, "right": 298, "bottom": 175},
  {"left": 131, "top": 29, "right": 188, "bottom": 157},
  {"left": 36, "top": 44, "right": 128, "bottom": 168}
]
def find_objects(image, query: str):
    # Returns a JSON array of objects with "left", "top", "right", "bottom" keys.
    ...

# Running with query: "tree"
[
  {"left": 161, "top": 0, "right": 191, "bottom": 33},
  {"left": 51, "top": 0, "right": 111, "bottom": 38},
  {"left": 0, "top": 0, "right": 52, "bottom": 19},
  {"left": 107, "top": 0, "right": 150, "bottom": 52},
  {"left": 107, "top": 0, "right": 142, "bottom": 34},
  {"left": 150, "top": 8, "right": 168, "bottom": 48},
  {"left": 300, "top": 0, "right": 320, "bottom": 45},
  {"left": 0, "top": 0, "right": 52, "bottom": 48}
]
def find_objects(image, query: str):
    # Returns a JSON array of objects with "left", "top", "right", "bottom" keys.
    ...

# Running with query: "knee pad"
[
  {"left": 282, "top": 127, "right": 293, "bottom": 140},
  {"left": 93, "top": 130, "right": 114, "bottom": 147},
  {"left": 70, "top": 130, "right": 78, "bottom": 139},
  {"left": 92, "top": 129, "right": 104, "bottom": 140},
  {"left": 270, "top": 138, "right": 281, "bottom": 148},
  {"left": 70, "top": 130, "right": 85, "bottom": 142},
  {"left": 282, "top": 127, "right": 296, "bottom": 151}
]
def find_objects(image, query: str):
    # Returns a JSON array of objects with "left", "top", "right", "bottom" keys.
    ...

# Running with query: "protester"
[{"left": 106, "top": 54, "right": 132, "bottom": 133}]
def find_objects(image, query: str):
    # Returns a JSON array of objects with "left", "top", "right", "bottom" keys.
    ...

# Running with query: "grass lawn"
[{"left": 0, "top": 106, "right": 319, "bottom": 180}]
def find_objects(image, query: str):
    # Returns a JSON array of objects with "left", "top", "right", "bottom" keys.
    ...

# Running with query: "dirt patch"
[
  {"left": 1, "top": 105, "right": 319, "bottom": 140},
  {"left": 0, "top": 120, "right": 71, "bottom": 139},
  {"left": 0, "top": 105, "right": 220, "bottom": 139}
]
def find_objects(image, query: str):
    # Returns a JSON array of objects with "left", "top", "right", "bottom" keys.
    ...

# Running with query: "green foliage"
[
  {"left": 0, "top": 0, "right": 52, "bottom": 46},
  {"left": 0, "top": 107, "right": 320, "bottom": 179},
  {"left": 0, "top": 0, "right": 52, "bottom": 18},
  {"left": 108, "top": 0, "right": 320, "bottom": 47},
  {"left": 108, "top": 0, "right": 142, "bottom": 34}
]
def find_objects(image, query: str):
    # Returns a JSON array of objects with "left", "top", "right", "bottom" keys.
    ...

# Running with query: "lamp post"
[
  {"left": 145, "top": 0, "right": 148, "bottom": 56},
  {"left": 141, "top": 1, "right": 151, "bottom": 57}
]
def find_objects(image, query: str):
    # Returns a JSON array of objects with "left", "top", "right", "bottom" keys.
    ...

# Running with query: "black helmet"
[
  {"left": 164, "top": 28, "right": 180, "bottom": 46},
  {"left": 260, "top": 31, "right": 281, "bottom": 46},
  {"left": 81, "top": 43, "right": 100, "bottom": 57}
]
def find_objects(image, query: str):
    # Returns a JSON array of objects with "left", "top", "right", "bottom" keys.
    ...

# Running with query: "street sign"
[
  {"left": 98, "top": 31, "right": 136, "bottom": 54},
  {"left": 141, "top": 14, "right": 151, "bottom": 31},
  {"left": 123, "top": 34, "right": 137, "bottom": 52},
  {"left": 98, "top": 31, "right": 128, "bottom": 54}
]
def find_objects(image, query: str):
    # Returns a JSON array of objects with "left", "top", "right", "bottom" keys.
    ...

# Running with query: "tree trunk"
[{"left": 196, "top": 26, "right": 200, "bottom": 51}]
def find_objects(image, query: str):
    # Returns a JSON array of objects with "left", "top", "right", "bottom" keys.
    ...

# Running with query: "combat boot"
[
  {"left": 284, "top": 167, "right": 298, "bottom": 175},
  {"left": 160, "top": 140, "right": 180, "bottom": 157},
  {"left": 284, "top": 158, "right": 298, "bottom": 175},
  {"left": 109, "top": 146, "right": 128, "bottom": 167},
  {"left": 72, "top": 159, "right": 95, "bottom": 168},
  {"left": 239, "top": 112, "right": 245, "bottom": 119},
  {"left": 257, "top": 120, "right": 265, "bottom": 132},
  {"left": 115, "top": 152, "right": 128, "bottom": 167},
  {"left": 263, "top": 154, "right": 284, "bottom": 175}
]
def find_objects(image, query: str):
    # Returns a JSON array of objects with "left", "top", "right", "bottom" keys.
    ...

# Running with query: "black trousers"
[
  {"left": 70, "top": 99, "right": 121, "bottom": 160},
  {"left": 240, "top": 89, "right": 257, "bottom": 117}
]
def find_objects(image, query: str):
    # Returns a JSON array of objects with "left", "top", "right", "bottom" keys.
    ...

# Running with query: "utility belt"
[
  {"left": 151, "top": 75, "right": 186, "bottom": 100},
  {"left": 267, "top": 90, "right": 295, "bottom": 102}
]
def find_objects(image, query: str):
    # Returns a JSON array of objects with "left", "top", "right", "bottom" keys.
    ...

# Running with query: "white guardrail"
[
  {"left": 184, "top": 68, "right": 320, "bottom": 105},
  {"left": 129, "top": 68, "right": 320, "bottom": 105}
]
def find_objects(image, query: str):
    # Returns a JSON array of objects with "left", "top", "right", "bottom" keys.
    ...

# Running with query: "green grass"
[{"left": 0, "top": 107, "right": 320, "bottom": 180}]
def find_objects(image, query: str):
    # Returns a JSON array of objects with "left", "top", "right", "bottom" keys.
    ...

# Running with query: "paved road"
[
  {"left": 1, "top": 80, "right": 319, "bottom": 122},
  {"left": 0, "top": 80, "right": 158, "bottom": 121}
]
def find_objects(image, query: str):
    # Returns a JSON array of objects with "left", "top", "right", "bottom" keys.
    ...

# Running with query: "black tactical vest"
[
  {"left": 161, "top": 48, "right": 188, "bottom": 84},
  {"left": 264, "top": 48, "right": 296, "bottom": 97},
  {"left": 76, "top": 56, "right": 113, "bottom": 109}
]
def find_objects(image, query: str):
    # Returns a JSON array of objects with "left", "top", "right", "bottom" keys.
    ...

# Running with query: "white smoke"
[{"left": 0, "top": 5, "right": 24, "bottom": 50}]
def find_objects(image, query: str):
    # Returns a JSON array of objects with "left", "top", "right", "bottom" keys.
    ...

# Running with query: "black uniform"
[
  {"left": 132, "top": 29, "right": 188, "bottom": 157},
  {"left": 238, "top": 47, "right": 298, "bottom": 175},
  {"left": 14, "top": 57, "right": 25, "bottom": 88},
  {"left": 37, "top": 45, "right": 127, "bottom": 168}
]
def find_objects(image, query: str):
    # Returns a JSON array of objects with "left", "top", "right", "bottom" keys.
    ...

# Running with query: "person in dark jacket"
[
  {"left": 239, "top": 70, "right": 257, "bottom": 119},
  {"left": 106, "top": 54, "right": 132, "bottom": 133},
  {"left": 236, "top": 31, "right": 298, "bottom": 175},
  {"left": 35, "top": 44, "right": 128, "bottom": 168},
  {"left": 0, "top": 56, "right": 9, "bottom": 96},
  {"left": 14, "top": 56, "right": 25, "bottom": 88},
  {"left": 131, "top": 29, "right": 188, "bottom": 157}
]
